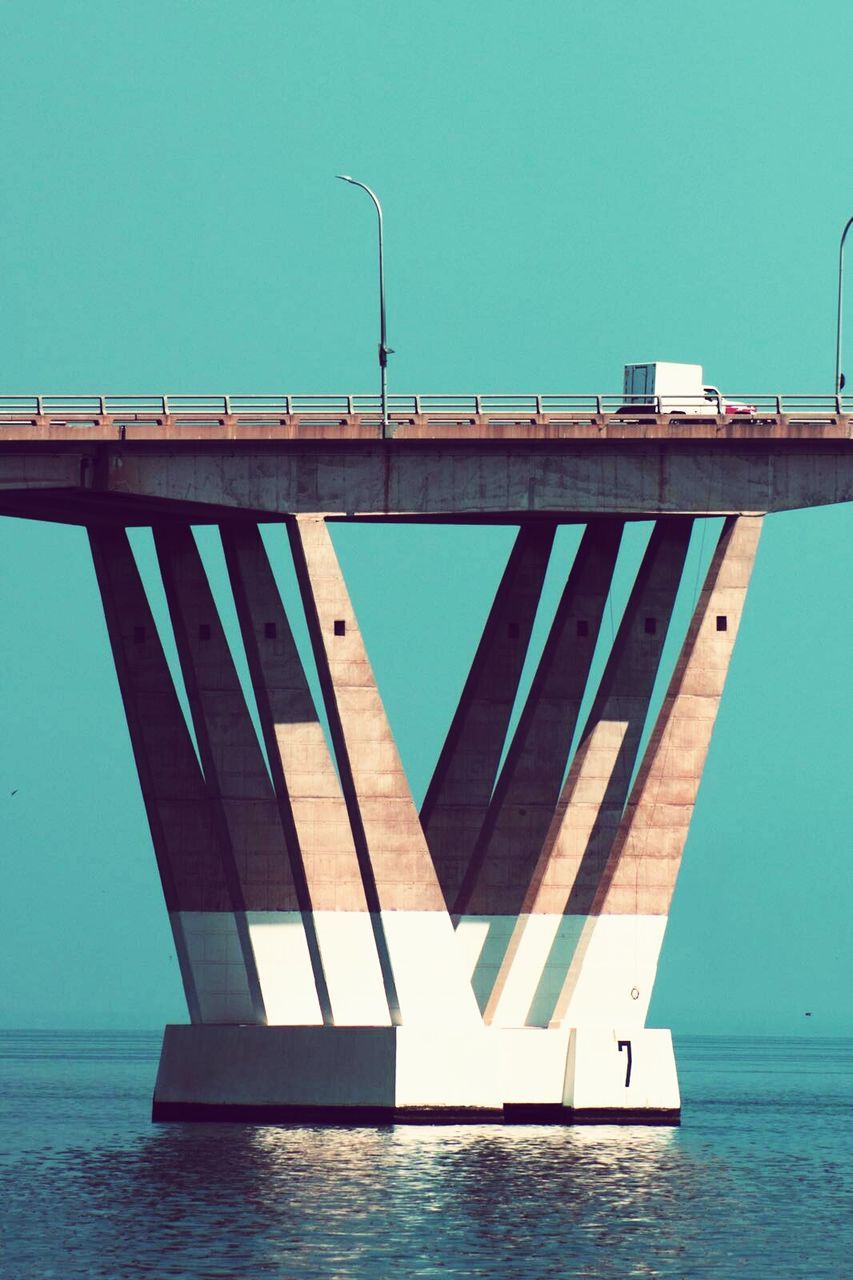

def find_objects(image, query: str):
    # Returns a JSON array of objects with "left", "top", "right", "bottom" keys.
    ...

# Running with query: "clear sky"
[{"left": 0, "top": 0, "right": 852, "bottom": 1035}]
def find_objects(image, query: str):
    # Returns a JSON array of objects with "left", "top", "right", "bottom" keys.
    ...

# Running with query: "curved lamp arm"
[
  {"left": 835, "top": 215, "right": 853, "bottom": 395},
  {"left": 337, "top": 175, "right": 392, "bottom": 430}
]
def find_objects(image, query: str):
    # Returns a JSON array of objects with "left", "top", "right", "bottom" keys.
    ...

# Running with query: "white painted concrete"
[
  {"left": 155, "top": 1025, "right": 396, "bottom": 1108},
  {"left": 555, "top": 914, "right": 668, "bottom": 1029},
  {"left": 563, "top": 1027, "right": 680, "bottom": 1112},
  {"left": 382, "top": 911, "right": 482, "bottom": 1026},
  {"left": 394, "top": 1027, "right": 567, "bottom": 1108},
  {"left": 177, "top": 911, "right": 258, "bottom": 1024},
  {"left": 153, "top": 1023, "right": 679, "bottom": 1114},
  {"left": 454, "top": 915, "right": 492, "bottom": 983},
  {"left": 395, "top": 1027, "right": 501, "bottom": 1108},
  {"left": 155, "top": 1024, "right": 572, "bottom": 1110},
  {"left": 484, "top": 914, "right": 564, "bottom": 1027},
  {"left": 458, "top": 914, "right": 589, "bottom": 1028},
  {"left": 524, "top": 915, "right": 589, "bottom": 1026},
  {"left": 456, "top": 914, "right": 515, "bottom": 1013},
  {"left": 246, "top": 911, "right": 324, "bottom": 1026},
  {"left": 498, "top": 1028, "right": 572, "bottom": 1104},
  {"left": 313, "top": 911, "right": 392, "bottom": 1026}
]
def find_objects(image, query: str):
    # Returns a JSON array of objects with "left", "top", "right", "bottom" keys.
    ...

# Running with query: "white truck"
[{"left": 622, "top": 362, "right": 756, "bottom": 415}]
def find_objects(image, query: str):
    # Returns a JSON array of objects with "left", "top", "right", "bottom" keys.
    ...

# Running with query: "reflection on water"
[{"left": 0, "top": 1033, "right": 851, "bottom": 1278}]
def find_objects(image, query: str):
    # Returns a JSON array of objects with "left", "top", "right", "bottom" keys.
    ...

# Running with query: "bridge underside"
[{"left": 1, "top": 430, "right": 853, "bottom": 524}]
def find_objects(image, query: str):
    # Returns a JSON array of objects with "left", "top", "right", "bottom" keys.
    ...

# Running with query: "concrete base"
[
  {"left": 563, "top": 1026, "right": 681, "bottom": 1117},
  {"left": 152, "top": 1024, "right": 680, "bottom": 1125}
]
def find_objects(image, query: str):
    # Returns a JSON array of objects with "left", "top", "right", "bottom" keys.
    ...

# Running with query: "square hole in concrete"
[
  {"left": 716, "top": 615, "right": 728, "bottom": 631},
  {"left": 198, "top": 624, "right": 211, "bottom": 641},
  {"left": 334, "top": 619, "right": 346, "bottom": 636},
  {"left": 644, "top": 617, "right": 657, "bottom": 635},
  {"left": 264, "top": 622, "right": 277, "bottom": 640},
  {"left": 576, "top": 619, "right": 589, "bottom": 638}
]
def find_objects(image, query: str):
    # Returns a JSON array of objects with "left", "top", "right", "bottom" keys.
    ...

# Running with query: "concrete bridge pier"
[
  {"left": 89, "top": 514, "right": 761, "bottom": 1123},
  {"left": 4, "top": 397, "right": 847, "bottom": 1120}
]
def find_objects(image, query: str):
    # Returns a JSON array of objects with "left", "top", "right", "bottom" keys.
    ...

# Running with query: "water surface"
[{"left": 0, "top": 1033, "right": 850, "bottom": 1278}]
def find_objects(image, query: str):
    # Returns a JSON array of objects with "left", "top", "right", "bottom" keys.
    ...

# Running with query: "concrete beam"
[
  {"left": 420, "top": 523, "right": 555, "bottom": 908},
  {"left": 288, "top": 515, "right": 481, "bottom": 1026},
  {"left": 483, "top": 518, "right": 693, "bottom": 1027},
  {"left": 4, "top": 437, "right": 853, "bottom": 518},
  {"left": 456, "top": 521, "right": 624, "bottom": 916},
  {"left": 552, "top": 515, "right": 764, "bottom": 1029},
  {"left": 155, "top": 525, "right": 325, "bottom": 1027},
  {"left": 89, "top": 526, "right": 261, "bottom": 1025},
  {"left": 99, "top": 441, "right": 827, "bottom": 515},
  {"left": 452, "top": 522, "right": 623, "bottom": 1009},
  {"left": 221, "top": 523, "right": 391, "bottom": 1027}
]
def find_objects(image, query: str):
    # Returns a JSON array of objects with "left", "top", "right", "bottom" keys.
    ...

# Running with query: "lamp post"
[
  {"left": 835, "top": 215, "right": 853, "bottom": 398},
  {"left": 337, "top": 175, "right": 393, "bottom": 433}
]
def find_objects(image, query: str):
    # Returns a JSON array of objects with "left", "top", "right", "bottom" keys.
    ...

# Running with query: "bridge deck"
[
  {"left": 1, "top": 395, "right": 853, "bottom": 522},
  {"left": 0, "top": 409, "right": 851, "bottom": 443}
]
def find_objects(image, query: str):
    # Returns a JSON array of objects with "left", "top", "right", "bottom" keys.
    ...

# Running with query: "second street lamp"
[
  {"left": 835, "top": 215, "right": 853, "bottom": 398},
  {"left": 337, "top": 175, "right": 393, "bottom": 434}
]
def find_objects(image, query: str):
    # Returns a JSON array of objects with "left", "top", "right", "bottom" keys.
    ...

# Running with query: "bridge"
[{"left": 3, "top": 390, "right": 850, "bottom": 1122}]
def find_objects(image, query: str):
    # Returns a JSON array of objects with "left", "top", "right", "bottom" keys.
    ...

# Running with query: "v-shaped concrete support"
[
  {"left": 89, "top": 526, "right": 262, "bottom": 1025},
  {"left": 91, "top": 514, "right": 759, "bottom": 1122},
  {"left": 552, "top": 515, "right": 763, "bottom": 1029},
  {"left": 155, "top": 524, "right": 324, "bottom": 1026},
  {"left": 221, "top": 523, "right": 391, "bottom": 1027},
  {"left": 420, "top": 523, "right": 556, "bottom": 908},
  {"left": 288, "top": 515, "right": 481, "bottom": 1027},
  {"left": 452, "top": 521, "right": 622, "bottom": 1009},
  {"left": 484, "top": 517, "right": 693, "bottom": 1025}
]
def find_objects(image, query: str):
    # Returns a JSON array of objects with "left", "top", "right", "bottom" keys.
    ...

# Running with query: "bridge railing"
[{"left": 0, "top": 393, "right": 848, "bottom": 422}]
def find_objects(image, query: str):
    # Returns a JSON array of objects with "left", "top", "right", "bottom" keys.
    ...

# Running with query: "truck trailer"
[{"left": 622, "top": 362, "right": 755, "bottom": 415}]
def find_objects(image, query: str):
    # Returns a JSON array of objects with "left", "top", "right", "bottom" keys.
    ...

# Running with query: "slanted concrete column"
[
  {"left": 89, "top": 526, "right": 261, "bottom": 1025},
  {"left": 420, "top": 523, "right": 555, "bottom": 907},
  {"left": 484, "top": 518, "right": 693, "bottom": 1026},
  {"left": 288, "top": 515, "right": 481, "bottom": 1026},
  {"left": 553, "top": 515, "right": 763, "bottom": 1029},
  {"left": 221, "top": 523, "right": 391, "bottom": 1026},
  {"left": 155, "top": 525, "right": 324, "bottom": 1026},
  {"left": 453, "top": 521, "right": 623, "bottom": 1008}
]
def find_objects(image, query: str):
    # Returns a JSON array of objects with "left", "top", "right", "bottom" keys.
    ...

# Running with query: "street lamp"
[
  {"left": 337, "top": 175, "right": 393, "bottom": 433},
  {"left": 835, "top": 215, "right": 853, "bottom": 397}
]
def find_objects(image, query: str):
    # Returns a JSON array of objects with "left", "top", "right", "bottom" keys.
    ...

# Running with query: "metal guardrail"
[{"left": 0, "top": 393, "right": 849, "bottom": 421}]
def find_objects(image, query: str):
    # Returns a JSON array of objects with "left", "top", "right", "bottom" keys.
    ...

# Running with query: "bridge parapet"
[{"left": 0, "top": 391, "right": 850, "bottom": 441}]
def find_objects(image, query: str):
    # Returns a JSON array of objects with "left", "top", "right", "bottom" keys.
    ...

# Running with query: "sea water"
[{"left": 0, "top": 1032, "right": 850, "bottom": 1278}]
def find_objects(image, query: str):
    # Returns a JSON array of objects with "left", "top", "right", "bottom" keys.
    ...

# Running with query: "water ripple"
[{"left": 0, "top": 1034, "right": 851, "bottom": 1278}]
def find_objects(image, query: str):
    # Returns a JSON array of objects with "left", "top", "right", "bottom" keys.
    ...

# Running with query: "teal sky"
[{"left": 1, "top": 0, "right": 852, "bottom": 1035}]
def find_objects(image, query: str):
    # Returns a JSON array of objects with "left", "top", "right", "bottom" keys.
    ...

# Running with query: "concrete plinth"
[
  {"left": 152, "top": 1024, "right": 680, "bottom": 1124},
  {"left": 563, "top": 1026, "right": 680, "bottom": 1120}
]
